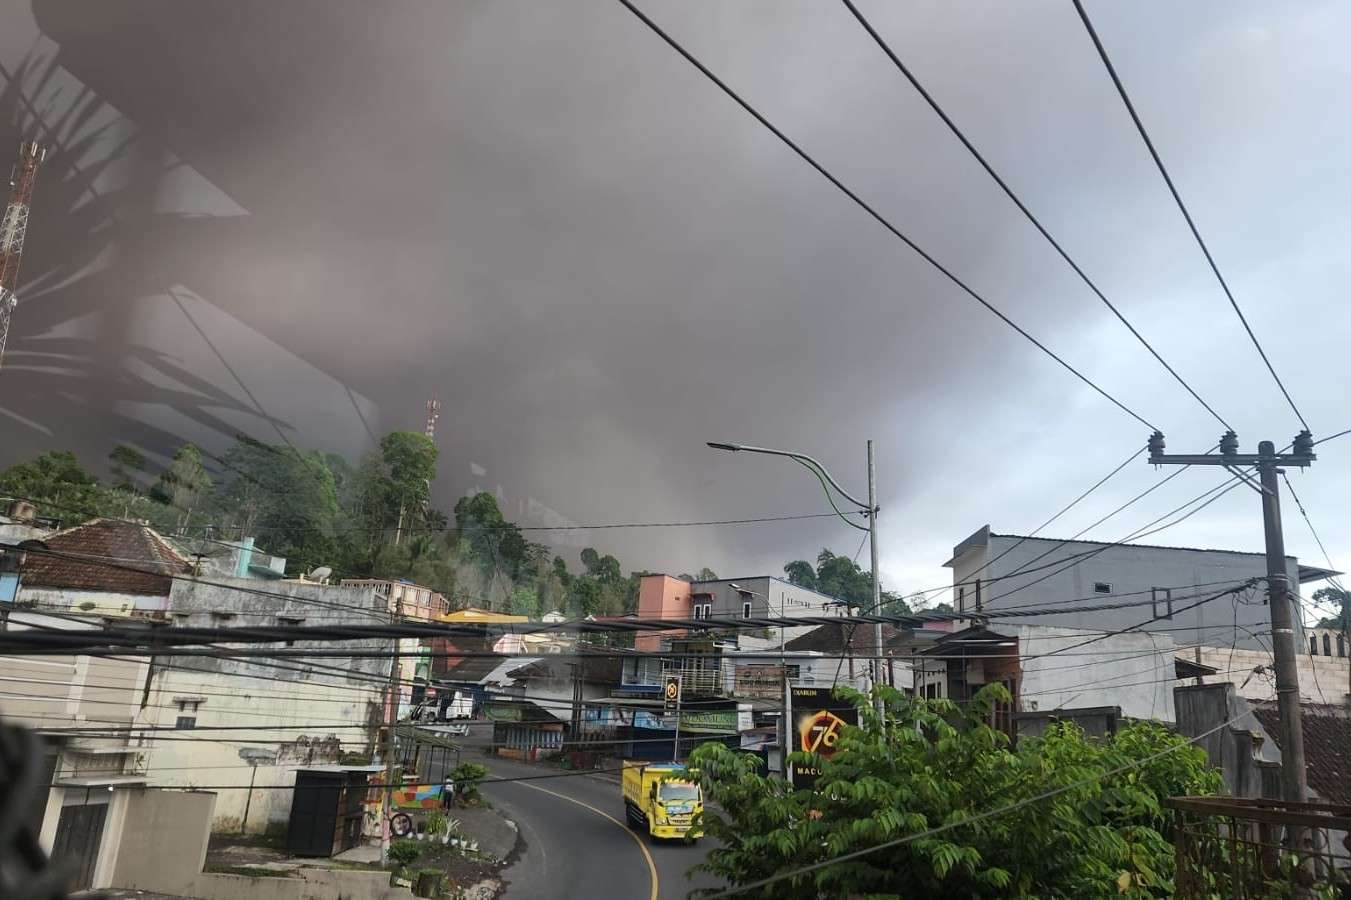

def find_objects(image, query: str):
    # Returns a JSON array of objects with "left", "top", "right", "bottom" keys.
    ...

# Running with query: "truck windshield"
[{"left": 659, "top": 782, "right": 700, "bottom": 802}]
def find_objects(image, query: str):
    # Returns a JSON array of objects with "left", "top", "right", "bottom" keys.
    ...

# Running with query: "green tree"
[
  {"left": 1314, "top": 586, "right": 1351, "bottom": 630},
  {"left": 782, "top": 559, "right": 817, "bottom": 590},
  {"left": 379, "top": 432, "right": 438, "bottom": 545},
  {"left": 150, "top": 443, "right": 213, "bottom": 530},
  {"left": 215, "top": 437, "right": 340, "bottom": 573},
  {"left": 690, "top": 684, "right": 1220, "bottom": 898},
  {"left": 0, "top": 450, "right": 167, "bottom": 527},
  {"left": 107, "top": 445, "right": 148, "bottom": 491}
]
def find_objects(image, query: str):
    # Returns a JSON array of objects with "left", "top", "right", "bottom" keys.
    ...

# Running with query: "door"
[
  {"left": 51, "top": 802, "right": 108, "bottom": 892},
  {"left": 286, "top": 774, "right": 341, "bottom": 856}
]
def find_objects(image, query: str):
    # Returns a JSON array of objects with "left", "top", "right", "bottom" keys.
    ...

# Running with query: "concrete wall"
[
  {"left": 949, "top": 530, "right": 1294, "bottom": 651},
  {"left": 1174, "top": 684, "right": 1281, "bottom": 799},
  {"left": 152, "top": 578, "right": 389, "bottom": 833},
  {"left": 635, "top": 575, "right": 691, "bottom": 651},
  {"left": 1014, "top": 624, "right": 1177, "bottom": 722},
  {"left": 15, "top": 585, "right": 164, "bottom": 617},
  {"left": 186, "top": 869, "right": 414, "bottom": 900},
  {"left": 109, "top": 789, "right": 215, "bottom": 893},
  {"left": 1196, "top": 644, "right": 1348, "bottom": 705},
  {"left": 0, "top": 611, "right": 148, "bottom": 743}
]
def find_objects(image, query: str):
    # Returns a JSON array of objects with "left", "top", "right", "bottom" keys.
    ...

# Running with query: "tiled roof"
[
  {"left": 20, "top": 518, "right": 192, "bottom": 595},
  {"left": 785, "top": 622, "right": 903, "bottom": 654},
  {"left": 1252, "top": 704, "right": 1351, "bottom": 805}
]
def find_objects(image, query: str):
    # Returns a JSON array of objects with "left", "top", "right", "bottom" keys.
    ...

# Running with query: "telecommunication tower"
[
  {"left": 0, "top": 141, "right": 46, "bottom": 371},
  {"left": 424, "top": 399, "right": 440, "bottom": 441}
]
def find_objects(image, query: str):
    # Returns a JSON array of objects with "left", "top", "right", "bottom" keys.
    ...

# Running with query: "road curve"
[{"left": 476, "top": 754, "right": 720, "bottom": 899}]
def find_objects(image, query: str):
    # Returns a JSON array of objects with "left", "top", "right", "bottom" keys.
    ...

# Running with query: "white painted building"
[
  {"left": 144, "top": 578, "right": 389, "bottom": 834},
  {"left": 945, "top": 526, "right": 1334, "bottom": 651}
]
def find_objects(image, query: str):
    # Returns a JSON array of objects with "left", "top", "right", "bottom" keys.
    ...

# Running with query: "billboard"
[{"left": 788, "top": 686, "right": 857, "bottom": 789}]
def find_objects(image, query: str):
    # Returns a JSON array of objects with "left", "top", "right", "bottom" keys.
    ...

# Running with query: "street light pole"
[{"left": 707, "top": 440, "right": 884, "bottom": 716}]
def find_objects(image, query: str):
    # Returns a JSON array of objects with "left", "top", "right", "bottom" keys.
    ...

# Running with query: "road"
[{"left": 432, "top": 743, "right": 722, "bottom": 899}]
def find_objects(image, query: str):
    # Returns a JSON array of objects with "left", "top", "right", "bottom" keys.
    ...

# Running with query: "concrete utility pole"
[
  {"left": 866, "top": 440, "right": 883, "bottom": 696},
  {"left": 380, "top": 592, "right": 402, "bottom": 866},
  {"left": 1149, "top": 431, "right": 1312, "bottom": 828},
  {"left": 706, "top": 440, "right": 884, "bottom": 716}
]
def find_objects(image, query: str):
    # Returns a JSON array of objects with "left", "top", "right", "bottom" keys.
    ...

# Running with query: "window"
[
  {"left": 784, "top": 664, "right": 801, "bottom": 680},
  {"left": 1339, "top": 635, "right": 1346, "bottom": 658},
  {"left": 1093, "top": 582, "right": 1112, "bottom": 594},
  {"left": 277, "top": 615, "right": 305, "bottom": 646},
  {"left": 1324, "top": 634, "right": 1332, "bottom": 657},
  {"left": 741, "top": 601, "right": 752, "bottom": 618},
  {"left": 174, "top": 699, "right": 202, "bottom": 729},
  {"left": 1312, "top": 636, "right": 1320, "bottom": 656},
  {"left": 957, "top": 587, "right": 965, "bottom": 612},
  {"left": 700, "top": 603, "right": 712, "bottom": 620}
]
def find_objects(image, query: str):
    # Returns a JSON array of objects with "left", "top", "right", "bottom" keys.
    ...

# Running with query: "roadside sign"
[
  {"left": 788, "top": 686, "right": 857, "bottom": 789},
  {"left": 663, "top": 675, "right": 681, "bottom": 714}
]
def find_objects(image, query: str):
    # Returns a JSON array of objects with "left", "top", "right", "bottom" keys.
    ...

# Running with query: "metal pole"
[
  {"left": 671, "top": 677, "right": 682, "bottom": 762},
  {"left": 780, "top": 590, "right": 791, "bottom": 781},
  {"left": 867, "top": 440, "right": 884, "bottom": 715},
  {"left": 1258, "top": 444, "right": 1308, "bottom": 844},
  {"left": 380, "top": 593, "right": 401, "bottom": 865},
  {"left": 241, "top": 763, "right": 258, "bottom": 835}
]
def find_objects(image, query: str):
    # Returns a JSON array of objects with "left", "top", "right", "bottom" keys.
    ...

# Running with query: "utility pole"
[
  {"left": 1149, "top": 430, "right": 1312, "bottom": 836},
  {"left": 706, "top": 440, "right": 884, "bottom": 714},
  {"left": 380, "top": 592, "right": 402, "bottom": 866},
  {"left": 866, "top": 440, "right": 883, "bottom": 705}
]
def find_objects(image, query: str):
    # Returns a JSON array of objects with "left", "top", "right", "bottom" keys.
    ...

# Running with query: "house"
[
  {"left": 944, "top": 526, "right": 1337, "bottom": 650},
  {"left": 0, "top": 609, "right": 215, "bottom": 893},
  {"left": 145, "top": 577, "right": 390, "bottom": 835},
  {"left": 916, "top": 623, "right": 1181, "bottom": 730},
  {"left": 16, "top": 517, "right": 193, "bottom": 618},
  {"left": 633, "top": 573, "right": 851, "bottom": 652},
  {"left": 1188, "top": 636, "right": 1349, "bottom": 706},
  {"left": 342, "top": 578, "right": 448, "bottom": 720}
]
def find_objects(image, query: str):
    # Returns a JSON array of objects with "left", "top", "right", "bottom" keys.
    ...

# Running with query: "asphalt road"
[
  {"left": 433, "top": 745, "right": 721, "bottom": 899},
  {"left": 484, "top": 754, "right": 721, "bottom": 900}
]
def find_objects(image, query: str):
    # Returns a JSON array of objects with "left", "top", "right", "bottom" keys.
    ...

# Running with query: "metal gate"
[{"left": 51, "top": 802, "right": 107, "bottom": 892}]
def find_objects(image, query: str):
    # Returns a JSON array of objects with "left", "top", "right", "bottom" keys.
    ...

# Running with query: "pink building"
[{"left": 635, "top": 574, "right": 693, "bottom": 651}]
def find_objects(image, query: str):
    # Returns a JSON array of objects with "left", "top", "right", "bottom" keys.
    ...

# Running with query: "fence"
[{"left": 1167, "top": 796, "right": 1351, "bottom": 897}]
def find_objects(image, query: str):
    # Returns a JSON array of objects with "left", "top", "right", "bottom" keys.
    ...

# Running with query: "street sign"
[
  {"left": 788, "top": 686, "right": 857, "bottom": 789},
  {"left": 663, "top": 674, "right": 681, "bottom": 714}
]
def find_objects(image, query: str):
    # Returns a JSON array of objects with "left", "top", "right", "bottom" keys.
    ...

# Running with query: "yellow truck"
[{"left": 621, "top": 761, "right": 703, "bottom": 842}]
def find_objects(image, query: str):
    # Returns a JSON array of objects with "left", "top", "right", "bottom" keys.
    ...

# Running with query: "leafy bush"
[
  {"left": 388, "top": 839, "right": 423, "bottom": 866},
  {"left": 423, "top": 810, "right": 449, "bottom": 837},
  {"left": 450, "top": 762, "right": 490, "bottom": 804},
  {"left": 689, "top": 684, "right": 1221, "bottom": 898}
]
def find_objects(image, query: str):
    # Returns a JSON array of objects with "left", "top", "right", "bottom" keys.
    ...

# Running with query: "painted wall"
[
  {"left": 16, "top": 585, "right": 166, "bottom": 617},
  {"left": 635, "top": 575, "right": 692, "bottom": 651},
  {"left": 109, "top": 789, "right": 216, "bottom": 894},
  {"left": 1014, "top": 624, "right": 1178, "bottom": 722},
  {"left": 949, "top": 530, "right": 1297, "bottom": 651},
  {"left": 154, "top": 578, "right": 389, "bottom": 833}
]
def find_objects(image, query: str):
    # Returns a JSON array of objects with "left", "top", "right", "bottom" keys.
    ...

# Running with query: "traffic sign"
[{"left": 663, "top": 674, "right": 681, "bottom": 714}]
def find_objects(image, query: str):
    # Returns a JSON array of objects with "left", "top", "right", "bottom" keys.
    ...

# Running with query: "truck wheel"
[{"left": 646, "top": 819, "right": 659, "bottom": 844}]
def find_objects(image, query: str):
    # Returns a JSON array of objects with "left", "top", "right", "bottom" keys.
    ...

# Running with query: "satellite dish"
[{"left": 307, "top": 566, "right": 333, "bottom": 582}]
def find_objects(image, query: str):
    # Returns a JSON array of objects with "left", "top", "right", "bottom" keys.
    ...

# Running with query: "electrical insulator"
[
  {"left": 1147, "top": 431, "right": 1165, "bottom": 458},
  {"left": 1219, "top": 430, "right": 1238, "bottom": 456},
  {"left": 1293, "top": 429, "right": 1314, "bottom": 457}
]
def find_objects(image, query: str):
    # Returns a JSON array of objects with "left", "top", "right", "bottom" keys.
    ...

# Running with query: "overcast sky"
[{"left": 0, "top": 0, "right": 1347, "bottom": 609}]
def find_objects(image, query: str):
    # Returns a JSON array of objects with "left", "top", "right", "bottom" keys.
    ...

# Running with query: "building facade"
[
  {"left": 633, "top": 573, "right": 847, "bottom": 651},
  {"left": 945, "top": 526, "right": 1331, "bottom": 651}
]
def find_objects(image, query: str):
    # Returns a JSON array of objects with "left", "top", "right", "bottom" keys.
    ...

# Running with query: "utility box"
[{"left": 285, "top": 766, "right": 381, "bottom": 857}]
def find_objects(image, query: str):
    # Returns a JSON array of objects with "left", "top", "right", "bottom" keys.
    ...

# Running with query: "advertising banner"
[{"left": 788, "top": 686, "right": 857, "bottom": 789}]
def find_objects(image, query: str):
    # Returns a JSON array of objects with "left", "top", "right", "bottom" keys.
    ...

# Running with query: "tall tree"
[
  {"left": 107, "top": 445, "right": 148, "bottom": 492},
  {"left": 149, "top": 444, "right": 213, "bottom": 530},
  {"left": 379, "top": 432, "right": 438, "bottom": 546},
  {"left": 0, "top": 451, "right": 165, "bottom": 526},
  {"left": 1315, "top": 586, "right": 1351, "bottom": 630},
  {"left": 783, "top": 559, "right": 817, "bottom": 590}
]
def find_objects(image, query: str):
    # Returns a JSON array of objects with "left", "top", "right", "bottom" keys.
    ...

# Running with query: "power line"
[
  {"left": 839, "top": 0, "right": 1231, "bottom": 430},
  {"left": 616, "top": 0, "right": 1157, "bottom": 431},
  {"left": 1070, "top": 0, "right": 1309, "bottom": 432}
]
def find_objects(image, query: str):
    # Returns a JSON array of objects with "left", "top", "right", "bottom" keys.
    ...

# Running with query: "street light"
[{"left": 707, "top": 440, "right": 884, "bottom": 715}]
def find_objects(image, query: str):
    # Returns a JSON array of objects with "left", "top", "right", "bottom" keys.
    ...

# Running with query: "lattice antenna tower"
[{"left": 0, "top": 141, "right": 45, "bottom": 371}]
